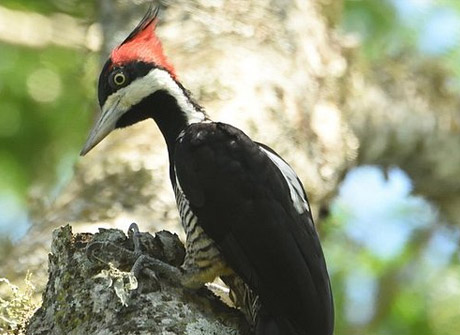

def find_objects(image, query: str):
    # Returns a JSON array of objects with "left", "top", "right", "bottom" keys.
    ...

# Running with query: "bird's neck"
[{"left": 147, "top": 89, "right": 207, "bottom": 159}]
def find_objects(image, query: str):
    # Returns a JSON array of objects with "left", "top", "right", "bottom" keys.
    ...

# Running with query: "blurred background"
[{"left": 0, "top": 0, "right": 460, "bottom": 334}]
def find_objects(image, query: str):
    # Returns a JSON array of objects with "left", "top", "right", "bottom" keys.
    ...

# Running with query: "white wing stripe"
[{"left": 259, "top": 147, "right": 310, "bottom": 214}]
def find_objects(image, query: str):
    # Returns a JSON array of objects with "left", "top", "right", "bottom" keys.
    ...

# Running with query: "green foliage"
[
  {"left": 0, "top": 2, "right": 98, "bottom": 220},
  {"left": 324, "top": 200, "right": 459, "bottom": 335},
  {"left": 0, "top": 43, "right": 97, "bottom": 201},
  {"left": 342, "top": 0, "right": 415, "bottom": 59},
  {"left": 1, "top": 0, "right": 96, "bottom": 20},
  {"left": 343, "top": 0, "right": 460, "bottom": 83}
]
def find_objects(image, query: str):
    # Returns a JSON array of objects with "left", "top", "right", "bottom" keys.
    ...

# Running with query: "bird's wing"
[
  {"left": 255, "top": 142, "right": 311, "bottom": 217},
  {"left": 174, "top": 122, "right": 333, "bottom": 334}
]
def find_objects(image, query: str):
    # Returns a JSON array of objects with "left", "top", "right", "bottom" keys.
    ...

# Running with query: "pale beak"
[{"left": 80, "top": 98, "right": 124, "bottom": 156}]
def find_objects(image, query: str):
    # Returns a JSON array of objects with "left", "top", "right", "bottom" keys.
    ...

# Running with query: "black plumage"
[
  {"left": 81, "top": 6, "right": 334, "bottom": 335},
  {"left": 174, "top": 122, "right": 334, "bottom": 335}
]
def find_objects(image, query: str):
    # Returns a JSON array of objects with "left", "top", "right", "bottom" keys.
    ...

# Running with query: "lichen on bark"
[{"left": 26, "top": 225, "right": 247, "bottom": 335}]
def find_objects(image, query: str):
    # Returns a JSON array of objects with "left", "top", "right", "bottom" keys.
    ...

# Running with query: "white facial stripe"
[
  {"left": 81, "top": 68, "right": 205, "bottom": 156},
  {"left": 103, "top": 68, "right": 205, "bottom": 125}
]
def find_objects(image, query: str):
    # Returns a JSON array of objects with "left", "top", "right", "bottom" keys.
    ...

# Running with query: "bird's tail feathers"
[{"left": 255, "top": 309, "right": 300, "bottom": 335}]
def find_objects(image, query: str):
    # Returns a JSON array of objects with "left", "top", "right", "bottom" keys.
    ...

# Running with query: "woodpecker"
[{"left": 81, "top": 6, "right": 334, "bottom": 335}]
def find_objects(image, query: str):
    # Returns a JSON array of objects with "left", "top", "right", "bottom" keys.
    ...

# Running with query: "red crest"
[{"left": 111, "top": 6, "right": 176, "bottom": 78}]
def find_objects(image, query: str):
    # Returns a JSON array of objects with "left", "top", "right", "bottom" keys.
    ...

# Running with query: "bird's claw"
[
  {"left": 86, "top": 223, "right": 185, "bottom": 292},
  {"left": 128, "top": 222, "right": 143, "bottom": 258},
  {"left": 86, "top": 239, "right": 136, "bottom": 266}
]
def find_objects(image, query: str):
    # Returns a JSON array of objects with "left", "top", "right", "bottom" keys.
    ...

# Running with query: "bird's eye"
[{"left": 109, "top": 70, "right": 129, "bottom": 89}]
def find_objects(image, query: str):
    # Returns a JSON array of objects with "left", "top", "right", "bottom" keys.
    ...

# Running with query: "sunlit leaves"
[
  {"left": 343, "top": 0, "right": 460, "bottom": 82},
  {"left": 0, "top": 42, "right": 98, "bottom": 236},
  {"left": 326, "top": 165, "right": 459, "bottom": 335},
  {"left": 1, "top": 0, "right": 95, "bottom": 20}
]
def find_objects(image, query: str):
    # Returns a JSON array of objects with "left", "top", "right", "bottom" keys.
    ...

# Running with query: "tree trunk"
[
  {"left": 26, "top": 225, "right": 248, "bottom": 334},
  {"left": 2, "top": 0, "right": 458, "bottom": 333}
]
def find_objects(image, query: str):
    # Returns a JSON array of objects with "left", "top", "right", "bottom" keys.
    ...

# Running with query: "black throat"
[{"left": 116, "top": 89, "right": 196, "bottom": 159}]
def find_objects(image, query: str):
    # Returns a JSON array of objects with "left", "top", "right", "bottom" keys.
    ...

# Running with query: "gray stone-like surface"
[{"left": 26, "top": 226, "right": 247, "bottom": 335}]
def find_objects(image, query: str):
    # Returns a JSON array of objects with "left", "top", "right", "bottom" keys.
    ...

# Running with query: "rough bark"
[
  {"left": 26, "top": 225, "right": 247, "bottom": 335},
  {"left": 1, "top": 0, "right": 458, "bottom": 333}
]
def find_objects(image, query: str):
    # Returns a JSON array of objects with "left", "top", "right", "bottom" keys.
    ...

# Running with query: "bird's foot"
[
  {"left": 128, "top": 223, "right": 183, "bottom": 285},
  {"left": 86, "top": 223, "right": 185, "bottom": 292}
]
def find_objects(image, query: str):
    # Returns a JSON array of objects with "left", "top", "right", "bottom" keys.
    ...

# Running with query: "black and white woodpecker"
[{"left": 81, "top": 5, "right": 334, "bottom": 335}]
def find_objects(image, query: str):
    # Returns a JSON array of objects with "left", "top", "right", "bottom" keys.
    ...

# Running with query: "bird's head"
[{"left": 81, "top": 5, "right": 205, "bottom": 156}]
